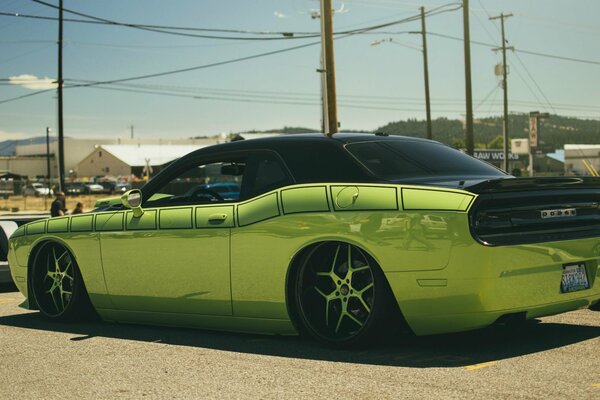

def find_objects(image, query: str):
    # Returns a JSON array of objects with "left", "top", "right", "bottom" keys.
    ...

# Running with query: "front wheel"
[
  {"left": 30, "top": 242, "right": 91, "bottom": 321},
  {"left": 293, "top": 242, "right": 389, "bottom": 347}
]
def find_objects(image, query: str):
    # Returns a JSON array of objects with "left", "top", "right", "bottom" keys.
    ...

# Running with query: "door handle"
[{"left": 208, "top": 213, "right": 228, "bottom": 223}]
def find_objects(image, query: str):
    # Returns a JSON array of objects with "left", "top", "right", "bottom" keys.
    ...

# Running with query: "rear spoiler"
[{"left": 466, "top": 177, "right": 600, "bottom": 194}]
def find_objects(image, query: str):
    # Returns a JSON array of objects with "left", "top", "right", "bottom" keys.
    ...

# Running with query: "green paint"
[
  {"left": 126, "top": 210, "right": 157, "bottom": 230},
  {"left": 26, "top": 220, "right": 46, "bottom": 235},
  {"left": 159, "top": 207, "right": 193, "bottom": 229},
  {"left": 70, "top": 215, "right": 94, "bottom": 232},
  {"left": 402, "top": 187, "right": 474, "bottom": 211},
  {"left": 281, "top": 186, "right": 329, "bottom": 214},
  {"left": 195, "top": 205, "right": 234, "bottom": 228},
  {"left": 95, "top": 212, "right": 124, "bottom": 232},
  {"left": 237, "top": 192, "right": 279, "bottom": 227},
  {"left": 47, "top": 217, "right": 69, "bottom": 233},
  {"left": 331, "top": 185, "right": 398, "bottom": 211}
]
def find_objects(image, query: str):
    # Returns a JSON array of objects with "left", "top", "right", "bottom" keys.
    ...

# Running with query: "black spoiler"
[{"left": 466, "top": 177, "right": 600, "bottom": 194}]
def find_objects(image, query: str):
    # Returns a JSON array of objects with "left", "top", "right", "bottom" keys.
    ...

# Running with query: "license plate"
[{"left": 560, "top": 263, "right": 590, "bottom": 293}]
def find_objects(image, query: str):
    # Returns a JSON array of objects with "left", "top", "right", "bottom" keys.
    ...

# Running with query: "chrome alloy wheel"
[{"left": 296, "top": 242, "right": 380, "bottom": 345}]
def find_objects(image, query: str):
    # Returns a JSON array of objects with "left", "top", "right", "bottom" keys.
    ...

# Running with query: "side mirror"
[{"left": 121, "top": 189, "right": 144, "bottom": 217}]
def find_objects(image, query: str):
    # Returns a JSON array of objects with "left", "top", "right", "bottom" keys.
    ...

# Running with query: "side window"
[
  {"left": 242, "top": 153, "right": 292, "bottom": 199},
  {"left": 144, "top": 159, "right": 245, "bottom": 207}
]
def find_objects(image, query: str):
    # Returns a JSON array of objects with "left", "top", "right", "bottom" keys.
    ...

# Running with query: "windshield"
[{"left": 346, "top": 140, "right": 506, "bottom": 181}]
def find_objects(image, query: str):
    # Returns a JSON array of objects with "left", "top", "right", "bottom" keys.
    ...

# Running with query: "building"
[
  {"left": 13, "top": 136, "right": 219, "bottom": 178},
  {"left": 75, "top": 144, "right": 206, "bottom": 178},
  {"left": 564, "top": 144, "right": 600, "bottom": 176}
]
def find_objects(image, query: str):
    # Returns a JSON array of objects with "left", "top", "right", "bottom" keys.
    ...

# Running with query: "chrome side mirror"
[{"left": 121, "top": 189, "right": 144, "bottom": 217}]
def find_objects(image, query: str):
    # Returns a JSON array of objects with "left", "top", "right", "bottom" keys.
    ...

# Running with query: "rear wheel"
[
  {"left": 294, "top": 242, "right": 389, "bottom": 347},
  {"left": 30, "top": 242, "right": 90, "bottom": 321}
]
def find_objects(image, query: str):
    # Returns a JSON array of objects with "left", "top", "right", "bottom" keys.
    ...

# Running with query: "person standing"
[
  {"left": 71, "top": 202, "right": 84, "bottom": 215},
  {"left": 50, "top": 191, "right": 67, "bottom": 217}
]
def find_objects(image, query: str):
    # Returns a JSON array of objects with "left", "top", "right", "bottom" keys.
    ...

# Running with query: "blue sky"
[{"left": 1, "top": 0, "right": 600, "bottom": 140}]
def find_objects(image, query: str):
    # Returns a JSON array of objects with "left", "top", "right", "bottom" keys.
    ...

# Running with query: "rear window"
[{"left": 346, "top": 141, "right": 505, "bottom": 180}]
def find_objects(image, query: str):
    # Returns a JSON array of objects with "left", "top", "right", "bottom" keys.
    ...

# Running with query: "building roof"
[
  {"left": 546, "top": 150, "right": 565, "bottom": 163},
  {"left": 100, "top": 144, "right": 205, "bottom": 167},
  {"left": 565, "top": 144, "right": 600, "bottom": 150}
]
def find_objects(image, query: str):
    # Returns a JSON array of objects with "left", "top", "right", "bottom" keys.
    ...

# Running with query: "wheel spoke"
[
  {"left": 358, "top": 282, "right": 374, "bottom": 294},
  {"left": 329, "top": 244, "right": 341, "bottom": 274},
  {"left": 354, "top": 294, "right": 371, "bottom": 313},
  {"left": 335, "top": 308, "right": 345, "bottom": 333},
  {"left": 345, "top": 311, "right": 364, "bottom": 328},
  {"left": 49, "top": 286, "right": 61, "bottom": 312},
  {"left": 315, "top": 287, "right": 335, "bottom": 326},
  {"left": 349, "top": 265, "right": 369, "bottom": 274}
]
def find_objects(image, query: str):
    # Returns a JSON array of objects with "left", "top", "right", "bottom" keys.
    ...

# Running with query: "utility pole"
[
  {"left": 45, "top": 126, "right": 51, "bottom": 210},
  {"left": 462, "top": 0, "right": 474, "bottom": 155},
  {"left": 130, "top": 125, "right": 134, "bottom": 139},
  {"left": 490, "top": 12, "right": 513, "bottom": 172},
  {"left": 57, "top": 0, "right": 65, "bottom": 191},
  {"left": 420, "top": 7, "right": 432, "bottom": 140},
  {"left": 45, "top": 127, "right": 51, "bottom": 183},
  {"left": 320, "top": 0, "right": 338, "bottom": 136}
]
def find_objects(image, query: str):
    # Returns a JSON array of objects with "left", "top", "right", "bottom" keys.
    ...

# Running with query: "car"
[
  {"left": 21, "top": 183, "right": 52, "bottom": 197},
  {"left": 6, "top": 133, "right": 600, "bottom": 347},
  {"left": 186, "top": 183, "right": 241, "bottom": 202},
  {"left": 64, "top": 182, "right": 86, "bottom": 196},
  {"left": 113, "top": 182, "right": 131, "bottom": 194},
  {"left": 84, "top": 183, "right": 104, "bottom": 194}
]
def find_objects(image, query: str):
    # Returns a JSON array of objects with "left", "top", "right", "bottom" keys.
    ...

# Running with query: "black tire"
[
  {"left": 30, "top": 241, "right": 92, "bottom": 321},
  {"left": 293, "top": 242, "right": 390, "bottom": 348}
]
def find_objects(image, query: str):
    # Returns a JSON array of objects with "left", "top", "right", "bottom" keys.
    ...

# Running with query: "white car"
[
  {"left": 21, "top": 183, "right": 52, "bottom": 197},
  {"left": 84, "top": 183, "right": 105, "bottom": 194}
]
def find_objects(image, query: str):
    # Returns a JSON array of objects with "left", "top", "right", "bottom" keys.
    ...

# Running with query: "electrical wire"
[{"left": 24, "top": 1, "right": 461, "bottom": 40}]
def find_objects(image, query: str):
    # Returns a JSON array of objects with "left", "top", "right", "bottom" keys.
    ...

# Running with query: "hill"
[{"left": 375, "top": 114, "right": 600, "bottom": 149}]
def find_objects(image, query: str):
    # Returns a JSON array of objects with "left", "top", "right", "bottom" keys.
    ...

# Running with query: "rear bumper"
[{"left": 386, "top": 237, "right": 600, "bottom": 335}]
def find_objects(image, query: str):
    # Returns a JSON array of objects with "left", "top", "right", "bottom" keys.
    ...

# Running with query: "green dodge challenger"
[{"left": 7, "top": 133, "right": 600, "bottom": 346}]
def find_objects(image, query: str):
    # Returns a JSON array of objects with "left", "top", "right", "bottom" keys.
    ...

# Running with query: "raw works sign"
[{"left": 473, "top": 150, "right": 521, "bottom": 161}]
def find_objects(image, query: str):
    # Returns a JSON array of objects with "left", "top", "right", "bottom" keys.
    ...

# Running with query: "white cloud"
[
  {"left": 8, "top": 74, "right": 57, "bottom": 90},
  {"left": 274, "top": 11, "right": 287, "bottom": 18},
  {"left": 0, "top": 130, "right": 29, "bottom": 140}
]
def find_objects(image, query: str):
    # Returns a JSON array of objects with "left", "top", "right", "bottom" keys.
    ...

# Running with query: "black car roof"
[{"left": 188, "top": 132, "right": 435, "bottom": 157}]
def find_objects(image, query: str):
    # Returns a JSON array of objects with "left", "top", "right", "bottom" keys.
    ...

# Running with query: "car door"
[{"left": 99, "top": 156, "right": 246, "bottom": 316}]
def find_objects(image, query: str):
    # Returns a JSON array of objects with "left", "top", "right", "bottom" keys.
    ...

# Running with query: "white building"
[
  {"left": 564, "top": 144, "right": 600, "bottom": 176},
  {"left": 14, "top": 136, "right": 219, "bottom": 178},
  {"left": 75, "top": 144, "right": 206, "bottom": 178}
]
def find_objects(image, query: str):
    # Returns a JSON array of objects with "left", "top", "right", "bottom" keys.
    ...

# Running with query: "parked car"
[
  {"left": 21, "top": 183, "right": 52, "bottom": 197},
  {"left": 114, "top": 182, "right": 131, "bottom": 194},
  {"left": 0, "top": 180, "right": 14, "bottom": 199},
  {"left": 64, "top": 182, "right": 86, "bottom": 196},
  {"left": 97, "top": 181, "right": 117, "bottom": 194},
  {"left": 84, "top": 183, "right": 104, "bottom": 194},
  {"left": 6, "top": 133, "right": 600, "bottom": 347}
]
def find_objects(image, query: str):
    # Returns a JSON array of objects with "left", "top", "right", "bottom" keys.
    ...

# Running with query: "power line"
[{"left": 22, "top": 1, "right": 461, "bottom": 40}]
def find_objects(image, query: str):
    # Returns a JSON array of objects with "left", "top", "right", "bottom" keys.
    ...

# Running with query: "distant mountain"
[
  {"left": 0, "top": 136, "right": 57, "bottom": 156},
  {"left": 376, "top": 114, "right": 600, "bottom": 149},
  {"left": 241, "top": 126, "right": 320, "bottom": 134}
]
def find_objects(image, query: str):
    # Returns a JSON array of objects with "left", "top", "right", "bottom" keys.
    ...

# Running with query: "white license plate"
[{"left": 560, "top": 263, "right": 590, "bottom": 293}]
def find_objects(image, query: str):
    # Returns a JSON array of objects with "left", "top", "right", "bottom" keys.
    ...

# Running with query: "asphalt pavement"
[{"left": 0, "top": 286, "right": 598, "bottom": 399}]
